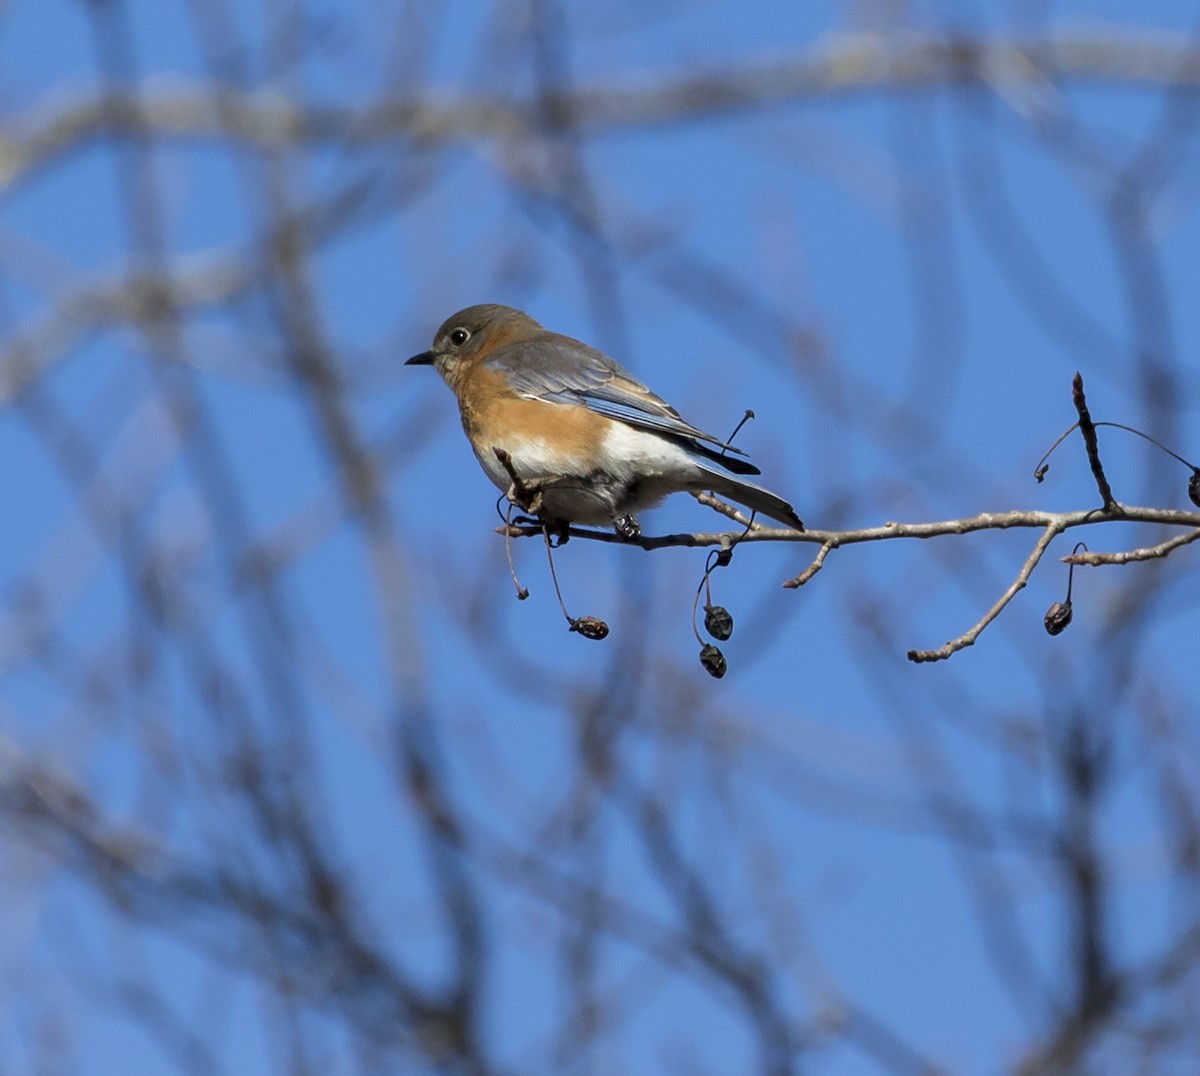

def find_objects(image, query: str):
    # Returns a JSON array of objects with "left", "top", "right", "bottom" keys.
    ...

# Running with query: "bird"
[{"left": 406, "top": 304, "right": 803, "bottom": 537}]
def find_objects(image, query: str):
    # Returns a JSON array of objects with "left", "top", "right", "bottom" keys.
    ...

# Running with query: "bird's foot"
[
  {"left": 544, "top": 518, "right": 570, "bottom": 546},
  {"left": 613, "top": 514, "right": 642, "bottom": 541}
]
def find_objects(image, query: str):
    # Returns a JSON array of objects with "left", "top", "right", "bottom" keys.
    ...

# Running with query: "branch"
[
  {"left": 0, "top": 259, "right": 255, "bottom": 405},
  {"left": 1072, "top": 372, "right": 1117, "bottom": 511},
  {"left": 690, "top": 491, "right": 763, "bottom": 528},
  {"left": 7, "top": 32, "right": 1200, "bottom": 189},
  {"left": 786, "top": 542, "right": 834, "bottom": 588},
  {"left": 1063, "top": 528, "right": 1200, "bottom": 566},
  {"left": 907, "top": 522, "right": 1063, "bottom": 663},
  {"left": 501, "top": 505, "right": 1200, "bottom": 662},
  {"left": 501, "top": 505, "right": 1200, "bottom": 553},
  {"left": 492, "top": 447, "right": 543, "bottom": 515}
]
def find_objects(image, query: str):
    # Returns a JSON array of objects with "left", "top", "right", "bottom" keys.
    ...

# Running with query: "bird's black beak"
[{"left": 405, "top": 350, "right": 435, "bottom": 366}]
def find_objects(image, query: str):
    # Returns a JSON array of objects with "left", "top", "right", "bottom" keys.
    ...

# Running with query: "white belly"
[{"left": 476, "top": 423, "right": 700, "bottom": 525}]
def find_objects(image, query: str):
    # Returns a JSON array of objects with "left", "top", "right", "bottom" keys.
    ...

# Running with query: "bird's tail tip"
[{"left": 698, "top": 471, "right": 803, "bottom": 530}]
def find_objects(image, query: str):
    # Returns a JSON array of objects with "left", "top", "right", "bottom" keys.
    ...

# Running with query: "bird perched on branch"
[{"left": 407, "top": 304, "right": 803, "bottom": 537}]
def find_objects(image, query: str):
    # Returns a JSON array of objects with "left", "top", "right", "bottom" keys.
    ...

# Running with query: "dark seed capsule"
[
  {"left": 714, "top": 548, "right": 733, "bottom": 568},
  {"left": 1189, "top": 470, "right": 1200, "bottom": 508},
  {"left": 1034, "top": 464, "right": 1049, "bottom": 483},
  {"left": 699, "top": 643, "right": 727, "bottom": 679},
  {"left": 1044, "top": 600, "right": 1073, "bottom": 636},
  {"left": 570, "top": 616, "right": 610, "bottom": 640},
  {"left": 704, "top": 604, "right": 734, "bottom": 641}
]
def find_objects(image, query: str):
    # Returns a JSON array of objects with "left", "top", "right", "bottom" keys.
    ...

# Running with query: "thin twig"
[
  {"left": 493, "top": 447, "right": 541, "bottom": 514},
  {"left": 503, "top": 501, "right": 529, "bottom": 600},
  {"left": 784, "top": 541, "right": 834, "bottom": 588},
  {"left": 907, "top": 522, "right": 1064, "bottom": 663},
  {"left": 1033, "top": 421, "right": 1080, "bottom": 482},
  {"left": 1094, "top": 422, "right": 1197, "bottom": 470},
  {"left": 499, "top": 505, "right": 1200, "bottom": 659},
  {"left": 539, "top": 524, "right": 609, "bottom": 639},
  {"left": 501, "top": 505, "right": 1200, "bottom": 551},
  {"left": 1062, "top": 528, "right": 1200, "bottom": 566},
  {"left": 691, "top": 491, "right": 770, "bottom": 529},
  {"left": 542, "top": 524, "right": 575, "bottom": 626},
  {"left": 1072, "top": 372, "right": 1117, "bottom": 510},
  {"left": 719, "top": 409, "right": 755, "bottom": 454}
]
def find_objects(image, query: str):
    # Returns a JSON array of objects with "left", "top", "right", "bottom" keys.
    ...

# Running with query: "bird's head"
[{"left": 406, "top": 304, "right": 541, "bottom": 381}]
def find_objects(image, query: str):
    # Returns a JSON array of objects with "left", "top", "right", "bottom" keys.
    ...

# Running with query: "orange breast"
[{"left": 456, "top": 363, "right": 609, "bottom": 474}]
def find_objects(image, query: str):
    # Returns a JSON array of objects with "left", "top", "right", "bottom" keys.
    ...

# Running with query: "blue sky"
[{"left": 2, "top": 0, "right": 1200, "bottom": 1072}]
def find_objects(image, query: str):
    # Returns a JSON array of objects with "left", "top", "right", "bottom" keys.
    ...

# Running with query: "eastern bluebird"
[{"left": 407, "top": 304, "right": 803, "bottom": 536}]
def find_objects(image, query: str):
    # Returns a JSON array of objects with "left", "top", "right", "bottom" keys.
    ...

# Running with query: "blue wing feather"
[{"left": 483, "top": 335, "right": 752, "bottom": 463}]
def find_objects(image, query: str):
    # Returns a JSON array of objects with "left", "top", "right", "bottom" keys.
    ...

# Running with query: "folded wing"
[{"left": 484, "top": 335, "right": 760, "bottom": 476}]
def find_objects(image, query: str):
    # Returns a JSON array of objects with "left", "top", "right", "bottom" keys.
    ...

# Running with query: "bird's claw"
[
  {"left": 613, "top": 514, "right": 641, "bottom": 541},
  {"left": 545, "top": 519, "right": 570, "bottom": 546}
]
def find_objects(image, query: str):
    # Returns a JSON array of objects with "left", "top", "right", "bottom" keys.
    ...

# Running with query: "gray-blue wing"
[{"left": 482, "top": 334, "right": 749, "bottom": 458}]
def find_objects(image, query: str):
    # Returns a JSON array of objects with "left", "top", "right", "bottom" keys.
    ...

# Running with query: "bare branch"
[
  {"left": 907, "top": 522, "right": 1064, "bottom": 663},
  {"left": 3, "top": 32, "right": 1200, "bottom": 187},
  {"left": 1063, "top": 528, "right": 1200, "bottom": 566},
  {"left": 1072, "top": 372, "right": 1118, "bottom": 511},
  {"left": 784, "top": 542, "right": 834, "bottom": 588},
  {"left": 505, "top": 505, "right": 1200, "bottom": 552}
]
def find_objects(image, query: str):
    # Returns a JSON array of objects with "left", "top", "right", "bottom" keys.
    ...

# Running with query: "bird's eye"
[{"left": 449, "top": 328, "right": 470, "bottom": 346}]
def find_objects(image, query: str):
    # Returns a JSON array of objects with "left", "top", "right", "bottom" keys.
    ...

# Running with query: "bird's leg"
[{"left": 612, "top": 513, "right": 641, "bottom": 541}]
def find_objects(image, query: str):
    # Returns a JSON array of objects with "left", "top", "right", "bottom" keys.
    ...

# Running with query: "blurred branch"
[
  {"left": 6, "top": 31, "right": 1200, "bottom": 190},
  {"left": 4, "top": 4, "right": 1200, "bottom": 1071}
]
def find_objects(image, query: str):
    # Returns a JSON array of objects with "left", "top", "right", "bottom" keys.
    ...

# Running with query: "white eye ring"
[{"left": 449, "top": 327, "right": 471, "bottom": 346}]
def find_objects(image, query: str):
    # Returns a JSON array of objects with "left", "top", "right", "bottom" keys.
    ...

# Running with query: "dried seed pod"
[
  {"left": 704, "top": 604, "right": 734, "bottom": 641},
  {"left": 713, "top": 548, "right": 733, "bottom": 568},
  {"left": 1189, "top": 471, "right": 1200, "bottom": 508},
  {"left": 1044, "top": 600, "right": 1073, "bottom": 636},
  {"left": 699, "top": 643, "right": 727, "bottom": 679},
  {"left": 570, "top": 616, "right": 610, "bottom": 640}
]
